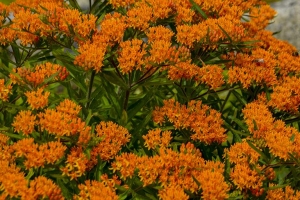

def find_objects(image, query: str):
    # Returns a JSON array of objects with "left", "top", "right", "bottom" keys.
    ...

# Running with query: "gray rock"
[{"left": 267, "top": 0, "right": 300, "bottom": 50}]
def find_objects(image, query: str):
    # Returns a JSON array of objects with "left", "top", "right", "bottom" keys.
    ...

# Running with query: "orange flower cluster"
[
  {"left": 109, "top": 0, "right": 135, "bottom": 8},
  {"left": 266, "top": 185, "right": 300, "bottom": 200},
  {"left": 143, "top": 129, "right": 172, "bottom": 150},
  {"left": 12, "top": 110, "right": 36, "bottom": 135},
  {"left": 166, "top": 63, "right": 224, "bottom": 89},
  {"left": 7, "top": 1, "right": 96, "bottom": 45},
  {"left": 226, "top": 140, "right": 261, "bottom": 165},
  {"left": 0, "top": 161, "right": 28, "bottom": 199},
  {"left": 146, "top": 26, "right": 174, "bottom": 43},
  {"left": 38, "top": 99, "right": 89, "bottom": 137},
  {"left": 176, "top": 17, "right": 245, "bottom": 47},
  {"left": 227, "top": 48, "right": 278, "bottom": 88},
  {"left": 25, "top": 88, "right": 50, "bottom": 109},
  {"left": 277, "top": 52, "right": 300, "bottom": 76},
  {"left": 247, "top": 4, "right": 277, "bottom": 33},
  {"left": 55, "top": 99, "right": 81, "bottom": 116},
  {"left": 243, "top": 101, "right": 299, "bottom": 160},
  {"left": 11, "top": 138, "right": 66, "bottom": 169},
  {"left": 117, "top": 39, "right": 146, "bottom": 74},
  {"left": 26, "top": 176, "right": 64, "bottom": 200},
  {"left": 158, "top": 185, "right": 189, "bottom": 200},
  {"left": 112, "top": 142, "right": 229, "bottom": 199},
  {"left": 10, "top": 9, "right": 49, "bottom": 45},
  {"left": 56, "top": 9, "right": 97, "bottom": 42},
  {"left": 76, "top": 179, "right": 118, "bottom": 200},
  {"left": 126, "top": 2, "right": 153, "bottom": 30},
  {"left": 74, "top": 12, "right": 127, "bottom": 72},
  {"left": 0, "top": 133, "right": 14, "bottom": 163},
  {"left": 269, "top": 77, "right": 300, "bottom": 113},
  {"left": 230, "top": 163, "right": 265, "bottom": 196},
  {"left": 61, "top": 147, "right": 89, "bottom": 180},
  {"left": 10, "top": 62, "right": 68, "bottom": 88},
  {"left": 88, "top": 121, "right": 130, "bottom": 166},
  {"left": 0, "top": 79, "right": 12, "bottom": 102},
  {"left": 153, "top": 99, "right": 226, "bottom": 144}
]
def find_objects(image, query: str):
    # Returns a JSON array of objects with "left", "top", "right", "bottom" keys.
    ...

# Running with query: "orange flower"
[
  {"left": 10, "top": 62, "right": 68, "bottom": 87},
  {"left": 74, "top": 39, "right": 107, "bottom": 72},
  {"left": 0, "top": 161, "right": 28, "bottom": 199},
  {"left": 126, "top": 2, "right": 153, "bottom": 30},
  {"left": 264, "top": 121, "right": 295, "bottom": 161},
  {"left": 12, "top": 110, "right": 36, "bottom": 135},
  {"left": 146, "top": 26, "right": 174, "bottom": 43},
  {"left": 226, "top": 140, "right": 261, "bottom": 165},
  {"left": 55, "top": 99, "right": 82, "bottom": 116},
  {"left": 25, "top": 88, "right": 50, "bottom": 109},
  {"left": 230, "top": 163, "right": 265, "bottom": 193},
  {"left": 109, "top": 0, "right": 135, "bottom": 8},
  {"left": 39, "top": 141, "right": 67, "bottom": 164},
  {"left": 77, "top": 126, "right": 92, "bottom": 146},
  {"left": 173, "top": 0, "right": 195, "bottom": 24},
  {"left": 117, "top": 39, "right": 146, "bottom": 74},
  {"left": 0, "top": 79, "right": 12, "bottom": 102},
  {"left": 158, "top": 185, "right": 189, "bottom": 200},
  {"left": 176, "top": 23, "right": 207, "bottom": 47},
  {"left": 145, "top": 0, "right": 173, "bottom": 20},
  {"left": 26, "top": 176, "right": 64, "bottom": 200},
  {"left": 269, "top": 76, "right": 300, "bottom": 113},
  {"left": 0, "top": 133, "right": 14, "bottom": 163},
  {"left": 197, "top": 169, "right": 229, "bottom": 200},
  {"left": 153, "top": 99, "right": 226, "bottom": 144},
  {"left": 76, "top": 180, "right": 118, "bottom": 200},
  {"left": 227, "top": 49, "right": 277, "bottom": 88},
  {"left": 89, "top": 121, "right": 130, "bottom": 166},
  {"left": 111, "top": 153, "right": 138, "bottom": 179},
  {"left": 58, "top": 9, "right": 97, "bottom": 42},
  {"left": 61, "top": 147, "right": 88, "bottom": 180},
  {"left": 248, "top": 4, "right": 276, "bottom": 32},
  {"left": 242, "top": 101, "right": 274, "bottom": 138},
  {"left": 196, "top": 65, "right": 224, "bottom": 89},
  {"left": 100, "top": 12, "right": 127, "bottom": 44},
  {"left": 11, "top": 138, "right": 66, "bottom": 169},
  {"left": 266, "top": 185, "right": 300, "bottom": 200},
  {"left": 143, "top": 129, "right": 172, "bottom": 150},
  {"left": 38, "top": 109, "right": 86, "bottom": 137}
]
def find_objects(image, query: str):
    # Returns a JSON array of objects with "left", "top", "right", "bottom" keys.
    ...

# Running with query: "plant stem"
[{"left": 86, "top": 70, "right": 96, "bottom": 109}]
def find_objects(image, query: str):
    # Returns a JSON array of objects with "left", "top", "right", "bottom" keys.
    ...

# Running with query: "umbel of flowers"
[{"left": 1, "top": 0, "right": 300, "bottom": 199}]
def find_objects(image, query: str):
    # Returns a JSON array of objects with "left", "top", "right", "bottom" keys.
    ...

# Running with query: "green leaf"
[
  {"left": 189, "top": 0, "right": 208, "bottom": 19},
  {"left": 127, "top": 92, "right": 153, "bottom": 120},
  {"left": 102, "top": 70, "right": 128, "bottom": 89},
  {"left": 232, "top": 90, "right": 247, "bottom": 106},
  {"left": 120, "top": 110, "right": 128, "bottom": 126},
  {"left": 57, "top": 179, "right": 73, "bottom": 199},
  {"left": 217, "top": 24, "right": 233, "bottom": 43},
  {"left": 227, "top": 115, "right": 249, "bottom": 131},
  {"left": 25, "top": 168, "right": 35, "bottom": 180},
  {"left": 68, "top": 0, "right": 82, "bottom": 11},
  {"left": 11, "top": 43, "right": 21, "bottom": 66},
  {"left": 3, "top": 131, "right": 25, "bottom": 140},
  {"left": 192, "top": 175, "right": 201, "bottom": 187},
  {"left": 246, "top": 140, "right": 269, "bottom": 161}
]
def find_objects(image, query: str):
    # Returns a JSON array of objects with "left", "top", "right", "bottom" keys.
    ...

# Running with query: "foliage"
[{"left": 0, "top": 0, "right": 299, "bottom": 199}]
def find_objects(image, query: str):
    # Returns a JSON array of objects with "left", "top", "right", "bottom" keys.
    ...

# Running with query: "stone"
[{"left": 267, "top": 0, "right": 300, "bottom": 50}]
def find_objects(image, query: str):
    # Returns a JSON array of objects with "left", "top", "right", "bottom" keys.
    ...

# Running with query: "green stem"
[
  {"left": 86, "top": 70, "right": 96, "bottom": 109},
  {"left": 89, "top": 0, "right": 92, "bottom": 13}
]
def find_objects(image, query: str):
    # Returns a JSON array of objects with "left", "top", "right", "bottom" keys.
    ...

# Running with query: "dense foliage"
[{"left": 0, "top": 0, "right": 300, "bottom": 199}]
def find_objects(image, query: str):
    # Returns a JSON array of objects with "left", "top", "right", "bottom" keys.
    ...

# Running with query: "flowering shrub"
[{"left": 0, "top": 0, "right": 300, "bottom": 199}]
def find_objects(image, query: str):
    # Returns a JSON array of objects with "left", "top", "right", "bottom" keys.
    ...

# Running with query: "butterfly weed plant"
[{"left": 0, "top": 0, "right": 299, "bottom": 199}]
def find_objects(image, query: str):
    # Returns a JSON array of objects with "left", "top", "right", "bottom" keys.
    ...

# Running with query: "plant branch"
[{"left": 85, "top": 70, "right": 96, "bottom": 109}]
